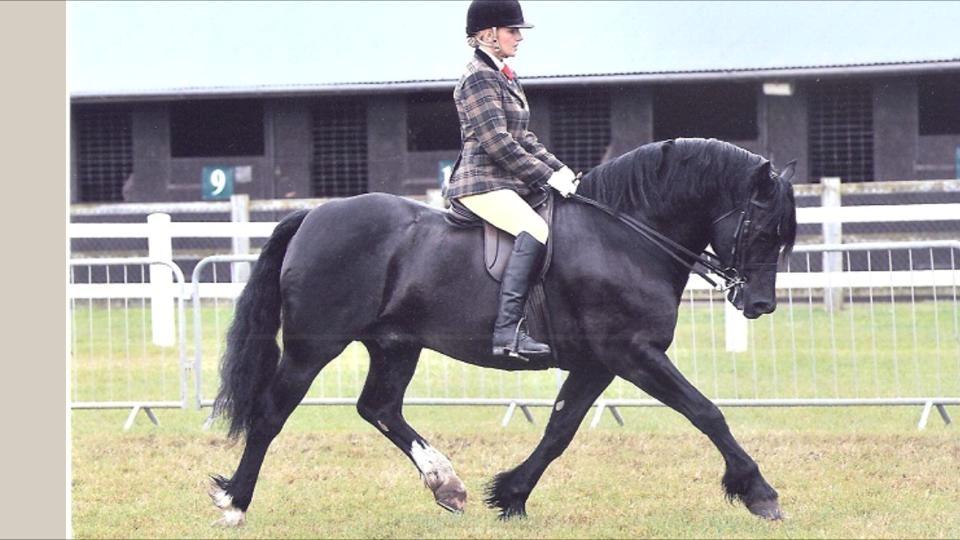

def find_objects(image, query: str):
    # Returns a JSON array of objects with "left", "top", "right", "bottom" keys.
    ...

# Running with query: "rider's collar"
[{"left": 477, "top": 46, "right": 507, "bottom": 71}]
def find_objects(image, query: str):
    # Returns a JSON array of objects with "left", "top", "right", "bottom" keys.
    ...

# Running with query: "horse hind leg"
[
  {"left": 209, "top": 338, "right": 347, "bottom": 527},
  {"left": 357, "top": 339, "right": 468, "bottom": 513},
  {"left": 607, "top": 343, "right": 782, "bottom": 520}
]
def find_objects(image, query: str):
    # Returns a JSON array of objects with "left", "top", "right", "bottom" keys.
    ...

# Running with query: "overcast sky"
[{"left": 68, "top": 1, "right": 960, "bottom": 94}]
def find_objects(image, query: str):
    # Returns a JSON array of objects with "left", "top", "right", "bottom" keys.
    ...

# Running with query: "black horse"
[{"left": 209, "top": 138, "right": 797, "bottom": 526}]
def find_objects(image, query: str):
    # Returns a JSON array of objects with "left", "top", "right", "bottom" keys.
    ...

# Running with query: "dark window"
[
  {"left": 407, "top": 92, "right": 461, "bottom": 151},
  {"left": 808, "top": 81, "right": 874, "bottom": 182},
  {"left": 919, "top": 74, "right": 960, "bottom": 135},
  {"left": 311, "top": 100, "right": 368, "bottom": 197},
  {"left": 169, "top": 99, "right": 264, "bottom": 157},
  {"left": 653, "top": 83, "right": 758, "bottom": 141},
  {"left": 550, "top": 90, "right": 611, "bottom": 172},
  {"left": 74, "top": 106, "right": 133, "bottom": 202}
]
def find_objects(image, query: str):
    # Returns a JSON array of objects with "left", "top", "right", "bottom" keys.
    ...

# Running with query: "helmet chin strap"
[{"left": 478, "top": 27, "right": 502, "bottom": 53}]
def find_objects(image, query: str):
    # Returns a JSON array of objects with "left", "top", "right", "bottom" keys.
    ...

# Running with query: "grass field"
[
  {"left": 70, "top": 298, "right": 960, "bottom": 538},
  {"left": 72, "top": 405, "right": 958, "bottom": 539}
]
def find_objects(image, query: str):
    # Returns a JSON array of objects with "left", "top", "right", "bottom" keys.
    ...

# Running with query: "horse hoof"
[
  {"left": 434, "top": 477, "right": 468, "bottom": 513},
  {"left": 209, "top": 482, "right": 246, "bottom": 527},
  {"left": 747, "top": 498, "right": 783, "bottom": 520},
  {"left": 436, "top": 499, "right": 464, "bottom": 514},
  {"left": 211, "top": 509, "right": 246, "bottom": 528},
  {"left": 497, "top": 505, "right": 528, "bottom": 521}
]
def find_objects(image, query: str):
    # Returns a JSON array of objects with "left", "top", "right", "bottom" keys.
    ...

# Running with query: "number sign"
[{"left": 202, "top": 166, "right": 235, "bottom": 200}]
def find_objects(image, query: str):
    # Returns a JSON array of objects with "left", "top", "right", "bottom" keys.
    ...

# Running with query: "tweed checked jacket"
[{"left": 444, "top": 49, "right": 565, "bottom": 200}]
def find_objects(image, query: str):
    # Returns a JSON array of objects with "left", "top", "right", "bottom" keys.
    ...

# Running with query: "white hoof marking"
[
  {"left": 210, "top": 487, "right": 245, "bottom": 527},
  {"left": 410, "top": 440, "right": 456, "bottom": 488},
  {"left": 213, "top": 508, "right": 246, "bottom": 528},
  {"left": 210, "top": 489, "right": 233, "bottom": 509}
]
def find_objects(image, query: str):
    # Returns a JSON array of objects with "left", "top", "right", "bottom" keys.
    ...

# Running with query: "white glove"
[{"left": 546, "top": 166, "right": 578, "bottom": 198}]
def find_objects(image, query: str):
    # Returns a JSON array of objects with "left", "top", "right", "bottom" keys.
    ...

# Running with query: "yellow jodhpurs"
[{"left": 458, "top": 189, "right": 549, "bottom": 244}]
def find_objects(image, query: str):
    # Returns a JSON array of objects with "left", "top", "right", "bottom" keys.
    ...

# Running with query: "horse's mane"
[{"left": 577, "top": 137, "right": 796, "bottom": 254}]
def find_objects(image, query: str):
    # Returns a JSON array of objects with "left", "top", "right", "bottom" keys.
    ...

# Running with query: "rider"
[{"left": 444, "top": 0, "right": 579, "bottom": 360}]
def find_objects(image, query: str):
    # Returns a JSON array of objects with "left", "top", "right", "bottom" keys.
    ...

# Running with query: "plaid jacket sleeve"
[
  {"left": 459, "top": 71, "right": 555, "bottom": 186},
  {"left": 519, "top": 130, "right": 565, "bottom": 172}
]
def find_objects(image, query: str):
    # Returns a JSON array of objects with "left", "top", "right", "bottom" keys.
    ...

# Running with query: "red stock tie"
[{"left": 501, "top": 64, "right": 516, "bottom": 81}]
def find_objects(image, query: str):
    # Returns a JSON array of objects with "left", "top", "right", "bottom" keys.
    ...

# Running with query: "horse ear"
[
  {"left": 779, "top": 160, "right": 797, "bottom": 183},
  {"left": 655, "top": 139, "right": 675, "bottom": 179},
  {"left": 754, "top": 160, "right": 774, "bottom": 195}
]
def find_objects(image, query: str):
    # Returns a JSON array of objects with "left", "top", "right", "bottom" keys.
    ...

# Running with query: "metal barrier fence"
[
  {"left": 185, "top": 241, "right": 959, "bottom": 429},
  {"left": 611, "top": 241, "right": 960, "bottom": 429},
  {"left": 68, "top": 258, "right": 189, "bottom": 429},
  {"left": 68, "top": 242, "right": 958, "bottom": 430}
]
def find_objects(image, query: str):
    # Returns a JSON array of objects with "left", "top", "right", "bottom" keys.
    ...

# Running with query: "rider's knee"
[{"left": 523, "top": 222, "right": 549, "bottom": 245}]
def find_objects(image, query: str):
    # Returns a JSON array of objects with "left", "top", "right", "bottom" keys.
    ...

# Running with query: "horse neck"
[
  {"left": 577, "top": 163, "right": 724, "bottom": 256},
  {"left": 632, "top": 205, "right": 713, "bottom": 258}
]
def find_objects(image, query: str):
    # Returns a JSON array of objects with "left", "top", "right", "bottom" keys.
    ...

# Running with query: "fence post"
[
  {"left": 231, "top": 194, "right": 251, "bottom": 284},
  {"left": 147, "top": 213, "right": 175, "bottom": 346},
  {"left": 724, "top": 300, "right": 748, "bottom": 352},
  {"left": 821, "top": 177, "right": 844, "bottom": 312}
]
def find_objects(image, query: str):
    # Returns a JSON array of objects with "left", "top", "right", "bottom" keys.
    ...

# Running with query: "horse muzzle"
[
  {"left": 744, "top": 300, "right": 776, "bottom": 319},
  {"left": 736, "top": 282, "right": 776, "bottom": 319}
]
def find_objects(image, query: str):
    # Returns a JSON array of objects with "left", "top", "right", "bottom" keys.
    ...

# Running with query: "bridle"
[
  {"left": 707, "top": 188, "right": 779, "bottom": 301},
  {"left": 711, "top": 190, "right": 780, "bottom": 265},
  {"left": 568, "top": 180, "right": 772, "bottom": 296}
]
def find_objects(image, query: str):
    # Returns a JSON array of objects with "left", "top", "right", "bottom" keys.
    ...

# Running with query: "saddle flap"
[
  {"left": 484, "top": 190, "right": 554, "bottom": 283},
  {"left": 480, "top": 189, "right": 563, "bottom": 369}
]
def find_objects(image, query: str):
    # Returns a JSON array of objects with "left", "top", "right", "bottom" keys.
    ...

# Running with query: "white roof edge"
[{"left": 71, "top": 59, "right": 960, "bottom": 103}]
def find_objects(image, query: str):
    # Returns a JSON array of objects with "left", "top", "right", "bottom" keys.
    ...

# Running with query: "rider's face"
[{"left": 481, "top": 27, "right": 523, "bottom": 58}]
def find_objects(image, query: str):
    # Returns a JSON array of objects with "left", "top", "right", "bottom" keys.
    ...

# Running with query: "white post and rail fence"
[{"left": 68, "top": 180, "right": 960, "bottom": 429}]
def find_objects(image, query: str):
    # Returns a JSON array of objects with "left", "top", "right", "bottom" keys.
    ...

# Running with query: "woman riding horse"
[{"left": 446, "top": 0, "right": 579, "bottom": 361}]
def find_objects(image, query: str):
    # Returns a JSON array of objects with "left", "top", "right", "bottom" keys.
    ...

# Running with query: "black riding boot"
[{"left": 491, "top": 232, "right": 551, "bottom": 360}]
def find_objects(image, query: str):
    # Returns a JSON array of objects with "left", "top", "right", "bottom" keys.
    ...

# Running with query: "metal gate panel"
[{"left": 69, "top": 258, "right": 189, "bottom": 412}]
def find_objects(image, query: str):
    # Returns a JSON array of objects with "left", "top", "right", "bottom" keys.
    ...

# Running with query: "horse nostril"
[
  {"left": 757, "top": 301, "right": 776, "bottom": 314},
  {"left": 747, "top": 300, "right": 775, "bottom": 317}
]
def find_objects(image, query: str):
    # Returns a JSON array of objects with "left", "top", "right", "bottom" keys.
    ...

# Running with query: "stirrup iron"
[{"left": 507, "top": 318, "right": 530, "bottom": 362}]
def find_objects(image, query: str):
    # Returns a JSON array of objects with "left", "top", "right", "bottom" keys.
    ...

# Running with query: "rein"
[{"left": 568, "top": 189, "right": 751, "bottom": 293}]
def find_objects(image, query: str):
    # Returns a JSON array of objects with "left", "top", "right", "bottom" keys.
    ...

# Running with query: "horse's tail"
[{"left": 212, "top": 209, "right": 310, "bottom": 440}]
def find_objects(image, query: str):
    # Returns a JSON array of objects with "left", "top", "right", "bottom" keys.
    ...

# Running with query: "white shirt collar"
[{"left": 477, "top": 46, "right": 506, "bottom": 71}]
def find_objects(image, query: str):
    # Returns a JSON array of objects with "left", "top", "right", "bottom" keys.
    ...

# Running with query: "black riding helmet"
[{"left": 465, "top": 0, "right": 534, "bottom": 36}]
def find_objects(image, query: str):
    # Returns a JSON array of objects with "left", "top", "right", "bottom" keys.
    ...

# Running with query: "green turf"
[
  {"left": 70, "top": 297, "right": 960, "bottom": 538},
  {"left": 71, "top": 405, "right": 958, "bottom": 539}
]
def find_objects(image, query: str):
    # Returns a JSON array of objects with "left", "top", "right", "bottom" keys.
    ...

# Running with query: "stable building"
[{"left": 70, "top": 58, "right": 960, "bottom": 206}]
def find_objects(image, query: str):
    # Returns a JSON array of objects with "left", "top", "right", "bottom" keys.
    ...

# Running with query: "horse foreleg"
[
  {"left": 210, "top": 339, "right": 343, "bottom": 527},
  {"left": 607, "top": 343, "right": 782, "bottom": 520},
  {"left": 486, "top": 366, "right": 614, "bottom": 520},
  {"left": 357, "top": 340, "right": 468, "bottom": 513}
]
